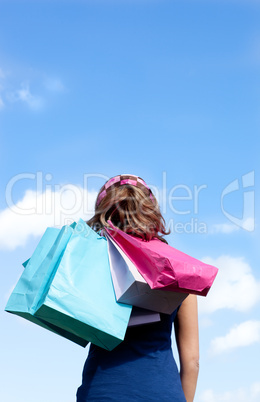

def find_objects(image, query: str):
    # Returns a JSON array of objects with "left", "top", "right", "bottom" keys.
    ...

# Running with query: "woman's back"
[{"left": 76, "top": 307, "right": 186, "bottom": 401}]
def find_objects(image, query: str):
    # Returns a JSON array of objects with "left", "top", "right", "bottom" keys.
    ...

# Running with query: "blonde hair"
[{"left": 87, "top": 181, "right": 170, "bottom": 243}]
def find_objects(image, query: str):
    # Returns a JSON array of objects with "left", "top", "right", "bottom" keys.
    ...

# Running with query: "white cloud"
[
  {"left": 199, "top": 382, "right": 260, "bottom": 402},
  {"left": 251, "top": 382, "right": 260, "bottom": 398},
  {"left": 198, "top": 255, "right": 260, "bottom": 314},
  {"left": 210, "top": 320, "right": 260, "bottom": 355},
  {"left": 2, "top": 71, "right": 65, "bottom": 111},
  {"left": 12, "top": 82, "right": 44, "bottom": 110},
  {"left": 199, "top": 317, "right": 214, "bottom": 328},
  {"left": 0, "top": 185, "right": 97, "bottom": 250},
  {"left": 0, "top": 96, "right": 4, "bottom": 109},
  {"left": 241, "top": 217, "right": 255, "bottom": 231},
  {"left": 211, "top": 218, "right": 255, "bottom": 233},
  {"left": 211, "top": 223, "right": 240, "bottom": 234}
]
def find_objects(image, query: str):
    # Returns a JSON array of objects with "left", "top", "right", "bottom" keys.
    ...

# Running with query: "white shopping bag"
[
  {"left": 106, "top": 235, "right": 188, "bottom": 315},
  {"left": 128, "top": 307, "right": 160, "bottom": 327}
]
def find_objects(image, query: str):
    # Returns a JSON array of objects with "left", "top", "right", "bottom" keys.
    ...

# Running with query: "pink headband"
[{"left": 96, "top": 174, "right": 155, "bottom": 206}]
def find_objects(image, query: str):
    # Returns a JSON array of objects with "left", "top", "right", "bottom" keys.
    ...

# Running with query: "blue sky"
[{"left": 0, "top": 0, "right": 259, "bottom": 401}]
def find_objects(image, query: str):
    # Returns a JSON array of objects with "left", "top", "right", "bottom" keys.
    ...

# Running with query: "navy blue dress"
[{"left": 76, "top": 307, "right": 186, "bottom": 401}]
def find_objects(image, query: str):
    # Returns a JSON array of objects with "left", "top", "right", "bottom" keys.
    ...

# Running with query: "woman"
[{"left": 76, "top": 174, "right": 199, "bottom": 402}]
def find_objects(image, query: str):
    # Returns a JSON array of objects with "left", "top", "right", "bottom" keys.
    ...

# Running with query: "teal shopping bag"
[
  {"left": 5, "top": 219, "right": 132, "bottom": 350},
  {"left": 4, "top": 223, "right": 87, "bottom": 346}
]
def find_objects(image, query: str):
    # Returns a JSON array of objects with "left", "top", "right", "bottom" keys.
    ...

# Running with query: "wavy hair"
[{"left": 87, "top": 181, "right": 170, "bottom": 243}]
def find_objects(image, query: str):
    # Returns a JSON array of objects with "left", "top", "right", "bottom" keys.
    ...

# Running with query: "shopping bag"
[
  {"left": 106, "top": 235, "right": 188, "bottom": 314},
  {"left": 128, "top": 307, "right": 161, "bottom": 327},
  {"left": 5, "top": 219, "right": 132, "bottom": 350},
  {"left": 23, "top": 255, "right": 155, "bottom": 327},
  {"left": 105, "top": 222, "right": 218, "bottom": 296},
  {"left": 5, "top": 225, "right": 84, "bottom": 343}
]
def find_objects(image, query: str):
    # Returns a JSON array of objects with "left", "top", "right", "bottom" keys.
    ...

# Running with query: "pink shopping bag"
[{"left": 105, "top": 222, "right": 218, "bottom": 296}]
